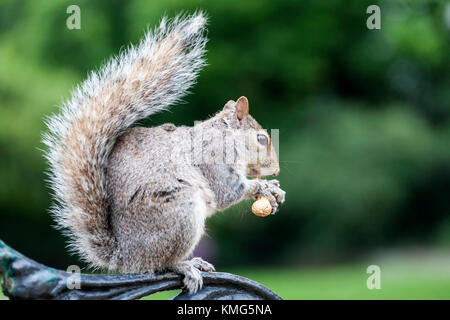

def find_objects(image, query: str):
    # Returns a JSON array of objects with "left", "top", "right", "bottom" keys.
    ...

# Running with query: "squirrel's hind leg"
[
  {"left": 189, "top": 257, "right": 215, "bottom": 272},
  {"left": 168, "top": 257, "right": 214, "bottom": 293},
  {"left": 170, "top": 260, "right": 203, "bottom": 293}
]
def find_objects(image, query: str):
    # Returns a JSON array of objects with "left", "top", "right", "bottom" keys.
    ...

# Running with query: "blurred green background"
[{"left": 0, "top": 0, "right": 449, "bottom": 299}]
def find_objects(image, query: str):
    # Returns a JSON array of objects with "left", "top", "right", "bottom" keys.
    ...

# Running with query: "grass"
[
  {"left": 226, "top": 264, "right": 450, "bottom": 299},
  {"left": 2, "top": 256, "right": 449, "bottom": 300}
]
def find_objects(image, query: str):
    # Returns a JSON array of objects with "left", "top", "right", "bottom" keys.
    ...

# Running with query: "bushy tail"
[{"left": 42, "top": 12, "right": 207, "bottom": 269}]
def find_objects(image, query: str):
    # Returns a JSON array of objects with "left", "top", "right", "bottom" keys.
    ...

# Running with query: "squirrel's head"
[{"left": 216, "top": 96, "right": 280, "bottom": 178}]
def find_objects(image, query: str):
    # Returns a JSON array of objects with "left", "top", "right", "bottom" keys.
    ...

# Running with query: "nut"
[{"left": 251, "top": 196, "right": 272, "bottom": 217}]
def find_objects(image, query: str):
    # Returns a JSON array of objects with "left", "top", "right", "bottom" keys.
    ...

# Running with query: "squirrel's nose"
[{"left": 273, "top": 167, "right": 280, "bottom": 176}]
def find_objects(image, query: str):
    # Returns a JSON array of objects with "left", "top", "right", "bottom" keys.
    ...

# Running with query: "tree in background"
[{"left": 0, "top": 0, "right": 449, "bottom": 269}]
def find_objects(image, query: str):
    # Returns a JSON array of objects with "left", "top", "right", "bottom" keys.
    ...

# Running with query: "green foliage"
[{"left": 0, "top": 0, "right": 449, "bottom": 269}]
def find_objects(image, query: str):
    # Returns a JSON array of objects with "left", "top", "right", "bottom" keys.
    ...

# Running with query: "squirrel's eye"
[{"left": 257, "top": 134, "right": 268, "bottom": 146}]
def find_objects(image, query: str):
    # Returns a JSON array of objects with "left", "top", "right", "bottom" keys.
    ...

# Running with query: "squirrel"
[{"left": 42, "top": 12, "right": 285, "bottom": 293}]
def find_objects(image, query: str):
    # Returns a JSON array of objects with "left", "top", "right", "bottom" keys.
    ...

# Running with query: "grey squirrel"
[{"left": 43, "top": 12, "right": 285, "bottom": 293}]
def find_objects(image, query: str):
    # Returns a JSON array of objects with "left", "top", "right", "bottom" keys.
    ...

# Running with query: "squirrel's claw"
[
  {"left": 190, "top": 257, "right": 215, "bottom": 272},
  {"left": 171, "top": 261, "right": 203, "bottom": 294},
  {"left": 254, "top": 179, "right": 286, "bottom": 214},
  {"left": 170, "top": 259, "right": 214, "bottom": 294}
]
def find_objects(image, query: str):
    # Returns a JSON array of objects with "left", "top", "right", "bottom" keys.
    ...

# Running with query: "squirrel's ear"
[
  {"left": 235, "top": 96, "right": 249, "bottom": 121},
  {"left": 223, "top": 100, "right": 235, "bottom": 111}
]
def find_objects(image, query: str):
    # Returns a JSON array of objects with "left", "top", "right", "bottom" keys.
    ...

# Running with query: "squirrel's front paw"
[{"left": 256, "top": 179, "right": 286, "bottom": 214}]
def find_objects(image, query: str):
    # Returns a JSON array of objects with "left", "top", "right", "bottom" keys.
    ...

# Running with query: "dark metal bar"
[{"left": 0, "top": 240, "right": 281, "bottom": 300}]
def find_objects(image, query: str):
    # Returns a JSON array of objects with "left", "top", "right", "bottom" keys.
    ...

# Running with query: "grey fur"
[{"left": 42, "top": 12, "right": 285, "bottom": 293}]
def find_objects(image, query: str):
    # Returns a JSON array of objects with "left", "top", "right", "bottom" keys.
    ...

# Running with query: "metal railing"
[{"left": 0, "top": 240, "right": 281, "bottom": 300}]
